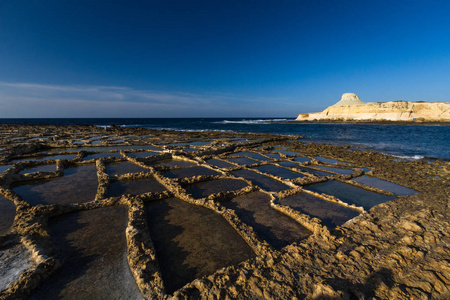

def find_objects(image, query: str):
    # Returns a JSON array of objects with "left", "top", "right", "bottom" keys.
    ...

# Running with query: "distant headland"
[{"left": 296, "top": 93, "right": 450, "bottom": 122}]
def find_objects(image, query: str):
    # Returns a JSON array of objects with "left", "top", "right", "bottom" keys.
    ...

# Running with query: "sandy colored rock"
[{"left": 296, "top": 93, "right": 450, "bottom": 122}]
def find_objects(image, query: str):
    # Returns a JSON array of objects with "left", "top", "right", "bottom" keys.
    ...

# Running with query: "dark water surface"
[
  {"left": 0, "top": 195, "right": 15, "bottom": 235},
  {"left": 13, "top": 165, "right": 98, "bottom": 205},
  {"left": 224, "top": 192, "right": 310, "bottom": 249},
  {"left": 145, "top": 198, "right": 255, "bottom": 294},
  {"left": 305, "top": 180, "right": 396, "bottom": 210},
  {"left": 30, "top": 207, "right": 141, "bottom": 299}
]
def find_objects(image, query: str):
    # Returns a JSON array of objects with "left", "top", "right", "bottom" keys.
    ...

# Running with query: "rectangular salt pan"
[
  {"left": 84, "top": 152, "right": 122, "bottom": 160},
  {"left": 206, "top": 158, "right": 235, "bottom": 168},
  {"left": 109, "top": 179, "right": 167, "bottom": 197},
  {"left": 13, "top": 165, "right": 98, "bottom": 205},
  {"left": 352, "top": 175, "right": 416, "bottom": 196},
  {"left": 280, "top": 193, "right": 360, "bottom": 228},
  {"left": 164, "top": 166, "right": 220, "bottom": 179},
  {"left": 232, "top": 170, "right": 290, "bottom": 192},
  {"left": 227, "top": 157, "right": 259, "bottom": 166},
  {"left": 186, "top": 179, "right": 248, "bottom": 199},
  {"left": 145, "top": 198, "right": 255, "bottom": 293},
  {"left": 19, "top": 164, "right": 56, "bottom": 174},
  {"left": 305, "top": 180, "right": 396, "bottom": 210},
  {"left": 229, "top": 152, "right": 271, "bottom": 161},
  {"left": 315, "top": 166, "right": 353, "bottom": 175},
  {"left": 106, "top": 162, "right": 148, "bottom": 176},
  {"left": 224, "top": 192, "right": 310, "bottom": 249},
  {"left": 29, "top": 207, "right": 141, "bottom": 299},
  {"left": 0, "top": 165, "right": 12, "bottom": 173},
  {"left": 256, "top": 165, "right": 304, "bottom": 180}
]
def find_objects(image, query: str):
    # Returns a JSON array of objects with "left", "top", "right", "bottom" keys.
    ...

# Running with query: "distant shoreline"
[{"left": 289, "top": 120, "right": 450, "bottom": 126}]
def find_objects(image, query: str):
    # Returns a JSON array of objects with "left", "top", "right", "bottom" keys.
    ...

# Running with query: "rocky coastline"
[
  {"left": 296, "top": 93, "right": 450, "bottom": 123},
  {"left": 0, "top": 124, "right": 449, "bottom": 299}
]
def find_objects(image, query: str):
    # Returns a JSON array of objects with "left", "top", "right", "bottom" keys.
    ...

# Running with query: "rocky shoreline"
[
  {"left": 0, "top": 124, "right": 449, "bottom": 299},
  {"left": 296, "top": 93, "right": 450, "bottom": 123}
]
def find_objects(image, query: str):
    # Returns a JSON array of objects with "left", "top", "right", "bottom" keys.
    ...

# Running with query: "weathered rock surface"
[
  {"left": 0, "top": 124, "right": 449, "bottom": 299},
  {"left": 296, "top": 93, "right": 450, "bottom": 122}
]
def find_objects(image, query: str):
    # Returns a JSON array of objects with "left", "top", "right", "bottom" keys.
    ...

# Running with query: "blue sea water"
[{"left": 1, "top": 118, "right": 449, "bottom": 160}]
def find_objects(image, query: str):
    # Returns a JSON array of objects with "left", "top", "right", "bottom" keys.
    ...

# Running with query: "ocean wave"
[
  {"left": 390, "top": 154, "right": 425, "bottom": 160},
  {"left": 213, "top": 119, "right": 289, "bottom": 124}
]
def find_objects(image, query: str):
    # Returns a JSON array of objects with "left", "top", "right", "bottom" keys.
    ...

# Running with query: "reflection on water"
[
  {"left": 164, "top": 166, "right": 220, "bottom": 179},
  {"left": 305, "top": 180, "right": 396, "bottom": 210},
  {"left": 109, "top": 179, "right": 166, "bottom": 197},
  {"left": 106, "top": 162, "right": 147, "bottom": 176},
  {"left": 145, "top": 198, "right": 255, "bottom": 294},
  {"left": 224, "top": 192, "right": 310, "bottom": 249},
  {"left": 19, "top": 164, "right": 56, "bottom": 174},
  {"left": 186, "top": 179, "right": 248, "bottom": 199},
  {"left": 232, "top": 170, "right": 290, "bottom": 192},
  {"left": 256, "top": 165, "right": 304, "bottom": 180},
  {"left": 352, "top": 175, "right": 416, "bottom": 196},
  {"left": 0, "top": 195, "right": 15, "bottom": 236},
  {"left": 13, "top": 165, "right": 98, "bottom": 205},
  {"left": 206, "top": 158, "right": 234, "bottom": 168},
  {"left": 280, "top": 193, "right": 360, "bottom": 227},
  {"left": 84, "top": 152, "right": 121, "bottom": 160},
  {"left": 226, "top": 157, "right": 258, "bottom": 166},
  {"left": 29, "top": 207, "right": 141, "bottom": 299}
]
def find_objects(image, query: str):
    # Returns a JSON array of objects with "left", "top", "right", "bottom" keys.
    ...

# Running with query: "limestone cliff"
[{"left": 297, "top": 93, "right": 450, "bottom": 122}]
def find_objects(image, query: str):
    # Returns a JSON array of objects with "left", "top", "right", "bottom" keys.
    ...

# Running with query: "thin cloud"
[{"left": 0, "top": 82, "right": 298, "bottom": 117}]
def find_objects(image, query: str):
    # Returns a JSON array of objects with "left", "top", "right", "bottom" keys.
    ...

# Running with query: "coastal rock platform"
[{"left": 0, "top": 124, "right": 449, "bottom": 299}]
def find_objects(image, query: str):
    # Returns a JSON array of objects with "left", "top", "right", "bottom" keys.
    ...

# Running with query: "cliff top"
[{"left": 332, "top": 93, "right": 365, "bottom": 107}]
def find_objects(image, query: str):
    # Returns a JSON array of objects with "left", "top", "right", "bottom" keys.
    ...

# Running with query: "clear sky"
[{"left": 1, "top": 0, "right": 449, "bottom": 118}]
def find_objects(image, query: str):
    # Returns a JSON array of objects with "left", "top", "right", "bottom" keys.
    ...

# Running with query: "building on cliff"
[{"left": 296, "top": 93, "right": 450, "bottom": 122}]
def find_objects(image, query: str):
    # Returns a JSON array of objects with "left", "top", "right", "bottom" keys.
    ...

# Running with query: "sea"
[{"left": 1, "top": 118, "right": 449, "bottom": 161}]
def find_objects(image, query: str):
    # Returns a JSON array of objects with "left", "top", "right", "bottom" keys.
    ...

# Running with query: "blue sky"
[{"left": 1, "top": 0, "right": 449, "bottom": 118}]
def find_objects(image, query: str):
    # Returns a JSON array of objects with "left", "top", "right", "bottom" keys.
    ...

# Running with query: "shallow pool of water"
[
  {"left": 145, "top": 159, "right": 197, "bottom": 168},
  {"left": 109, "top": 179, "right": 167, "bottom": 196},
  {"left": 315, "top": 166, "right": 353, "bottom": 175},
  {"left": 0, "top": 165, "right": 12, "bottom": 173},
  {"left": 224, "top": 192, "right": 310, "bottom": 249},
  {"left": 127, "top": 151, "right": 160, "bottom": 158},
  {"left": 106, "top": 162, "right": 148, "bottom": 176},
  {"left": 0, "top": 195, "right": 15, "bottom": 236},
  {"left": 13, "top": 165, "right": 98, "bottom": 205},
  {"left": 11, "top": 154, "right": 76, "bottom": 162},
  {"left": 19, "top": 164, "right": 56, "bottom": 174},
  {"left": 305, "top": 180, "right": 396, "bottom": 210},
  {"left": 278, "top": 161, "right": 298, "bottom": 168},
  {"left": 264, "top": 153, "right": 281, "bottom": 159},
  {"left": 280, "top": 193, "right": 360, "bottom": 228},
  {"left": 274, "top": 150, "right": 298, "bottom": 156},
  {"left": 314, "top": 156, "right": 339, "bottom": 164},
  {"left": 29, "top": 207, "right": 141, "bottom": 299},
  {"left": 256, "top": 165, "right": 304, "bottom": 180},
  {"left": 226, "top": 157, "right": 259, "bottom": 166},
  {"left": 145, "top": 198, "right": 255, "bottom": 294},
  {"left": 164, "top": 166, "right": 220, "bottom": 179},
  {"left": 232, "top": 170, "right": 290, "bottom": 192},
  {"left": 352, "top": 175, "right": 416, "bottom": 196},
  {"left": 299, "top": 167, "right": 334, "bottom": 177},
  {"left": 84, "top": 152, "right": 122, "bottom": 160},
  {"left": 229, "top": 152, "right": 271, "bottom": 161},
  {"left": 294, "top": 156, "right": 310, "bottom": 163},
  {"left": 206, "top": 158, "right": 235, "bottom": 168},
  {"left": 186, "top": 179, "right": 248, "bottom": 199}
]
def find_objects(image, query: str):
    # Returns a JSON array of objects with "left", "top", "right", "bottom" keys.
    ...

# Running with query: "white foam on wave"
[
  {"left": 391, "top": 154, "right": 425, "bottom": 160},
  {"left": 213, "top": 119, "right": 289, "bottom": 124}
]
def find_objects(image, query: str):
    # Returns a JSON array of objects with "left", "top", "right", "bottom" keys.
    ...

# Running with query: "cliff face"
[{"left": 297, "top": 94, "right": 450, "bottom": 122}]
